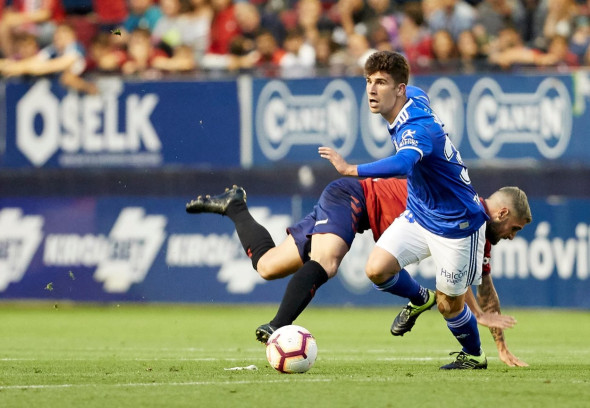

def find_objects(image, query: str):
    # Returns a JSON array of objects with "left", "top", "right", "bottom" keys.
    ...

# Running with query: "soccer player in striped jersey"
[{"left": 319, "top": 50, "right": 492, "bottom": 369}]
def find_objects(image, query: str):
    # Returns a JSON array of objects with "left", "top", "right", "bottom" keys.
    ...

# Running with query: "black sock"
[
  {"left": 225, "top": 200, "right": 275, "bottom": 270},
  {"left": 269, "top": 260, "right": 329, "bottom": 328}
]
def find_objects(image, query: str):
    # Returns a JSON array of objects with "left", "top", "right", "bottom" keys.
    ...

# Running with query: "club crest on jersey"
[{"left": 399, "top": 129, "right": 418, "bottom": 147}]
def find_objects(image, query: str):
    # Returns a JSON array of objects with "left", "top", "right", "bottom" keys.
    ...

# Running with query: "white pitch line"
[
  {"left": 1, "top": 375, "right": 588, "bottom": 391},
  {"left": 0, "top": 378, "right": 336, "bottom": 391}
]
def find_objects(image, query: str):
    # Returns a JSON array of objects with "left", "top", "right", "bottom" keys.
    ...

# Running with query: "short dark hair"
[{"left": 364, "top": 51, "right": 410, "bottom": 85}]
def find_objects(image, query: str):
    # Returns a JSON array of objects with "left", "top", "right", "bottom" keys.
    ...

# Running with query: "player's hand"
[
  {"left": 476, "top": 311, "right": 516, "bottom": 329},
  {"left": 318, "top": 146, "right": 357, "bottom": 176},
  {"left": 497, "top": 342, "right": 529, "bottom": 367}
]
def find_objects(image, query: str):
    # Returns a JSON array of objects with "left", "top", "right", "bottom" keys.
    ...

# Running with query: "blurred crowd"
[{"left": 0, "top": 0, "right": 589, "bottom": 93}]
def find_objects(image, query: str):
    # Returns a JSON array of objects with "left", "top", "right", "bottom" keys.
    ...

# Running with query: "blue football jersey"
[{"left": 389, "top": 86, "right": 488, "bottom": 237}]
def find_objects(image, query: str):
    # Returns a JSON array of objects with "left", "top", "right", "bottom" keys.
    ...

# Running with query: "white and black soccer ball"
[{"left": 265, "top": 325, "right": 318, "bottom": 374}]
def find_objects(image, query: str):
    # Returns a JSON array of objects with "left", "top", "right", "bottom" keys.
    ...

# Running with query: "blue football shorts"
[{"left": 287, "top": 178, "right": 370, "bottom": 263}]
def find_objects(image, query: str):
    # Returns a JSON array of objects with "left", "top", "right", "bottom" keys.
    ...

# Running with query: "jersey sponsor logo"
[
  {"left": 0, "top": 209, "right": 44, "bottom": 291},
  {"left": 255, "top": 79, "right": 358, "bottom": 160},
  {"left": 399, "top": 129, "right": 418, "bottom": 147},
  {"left": 44, "top": 208, "right": 167, "bottom": 292},
  {"left": 466, "top": 78, "right": 572, "bottom": 159},
  {"left": 428, "top": 78, "right": 464, "bottom": 148},
  {"left": 15, "top": 78, "right": 162, "bottom": 167},
  {"left": 440, "top": 267, "right": 468, "bottom": 285}
]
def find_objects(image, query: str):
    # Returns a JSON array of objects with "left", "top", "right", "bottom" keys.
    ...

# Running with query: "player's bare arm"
[
  {"left": 477, "top": 274, "right": 529, "bottom": 367},
  {"left": 464, "top": 287, "right": 516, "bottom": 330},
  {"left": 318, "top": 147, "right": 358, "bottom": 176}
]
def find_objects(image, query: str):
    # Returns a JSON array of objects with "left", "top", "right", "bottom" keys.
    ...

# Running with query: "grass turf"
[{"left": 0, "top": 303, "right": 589, "bottom": 408}]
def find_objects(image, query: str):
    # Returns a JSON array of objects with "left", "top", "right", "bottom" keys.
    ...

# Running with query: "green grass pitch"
[{"left": 0, "top": 303, "right": 589, "bottom": 408}]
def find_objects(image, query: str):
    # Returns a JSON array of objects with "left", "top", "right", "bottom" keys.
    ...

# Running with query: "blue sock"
[
  {"left": 374, "top": 269, "right": 429, "bottom": 305},
  {"left": 445, "top": 304, "right": 481, "bottom": 356}
]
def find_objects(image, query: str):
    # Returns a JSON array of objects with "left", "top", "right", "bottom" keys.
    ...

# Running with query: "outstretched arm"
[
  {"left": 464, "top": 287, "right": 516, "bottom": 330},
  {"left": 318, "top": 146, "right": 358, "bottom": 176},
  {"left": 477, "top": 274, "right": 529, "bottom": 367},
  {"left": 318, "top": 146, "right": 418, "bottom": 178}
]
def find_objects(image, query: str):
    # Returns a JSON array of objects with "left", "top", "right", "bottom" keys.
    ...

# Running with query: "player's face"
[
  {"left": 366, "top": 71, "right": 406, "bottom": 124},
  {"left": 486, "top": 208, "right": 527, "bottom": 245}
]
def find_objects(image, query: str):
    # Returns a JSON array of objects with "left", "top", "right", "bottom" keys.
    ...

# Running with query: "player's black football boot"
[
  {"left": 186, "top": 185, "right": 246, "bottom": 215},
  {"left": 390, "top": 289, "right": 436, "bottom": 336},
  {"left": 440, "top": 350, "right": 487, "bottom": 369},
  {"left": 255, "top": 323, "right": 277, "bottom": 344}
]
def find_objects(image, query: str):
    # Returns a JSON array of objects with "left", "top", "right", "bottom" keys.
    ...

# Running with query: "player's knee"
[
  {"left": 436, "top": 294, "right": 462, "bottom": 318},
  {"left": 306, "top": 258, "right": 337, "bottom": 279},
  {"left": 256, "top": 257, "right": 279, "bottom": 280},
  {"left": 365, "top": 263, "right": 386, "bottom": 283}
]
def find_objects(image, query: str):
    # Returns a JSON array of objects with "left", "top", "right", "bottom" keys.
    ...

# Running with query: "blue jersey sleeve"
[{"left": 357, "top": 149, "right": 420, "bottom": 178}]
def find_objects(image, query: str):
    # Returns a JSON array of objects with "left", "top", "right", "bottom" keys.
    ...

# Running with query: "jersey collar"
[{"left": 388, "top": 98, "right": 414, "bottom": 131}]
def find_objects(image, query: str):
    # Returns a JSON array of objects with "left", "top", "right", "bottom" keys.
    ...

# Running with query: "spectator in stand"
[
  {"left": 250, "top": 28, "right": 289, "bottom": 76},
  {"left": 313, "top": 31, "right": 348, "bottom": 74},
  {"left": 530, "top": 0, "right": 577, "bottom": 50},
  {"left": 518, "top": 0, "right": 540, "bottom": 44},
  {"left": 475, "top": 0, "right": 524, "bottom": 41},
  {"left": 570, "top": 16, "right": 590, "bottom": 63},
  {"left": 345, "top": 32, "right": 377, "bottom": 74},
  {"left": 486, "top": 24, "right": 573, "bottom": 69},
  {"left": 427, "top": 0, "right": 477, "bottom": 40},
  {"left": 8, "top": 32, "right": 40, "bottom": 59},
  {"left": 201, "top": 0, "right": 240, "bottom": 70},
  {"left": 208, "top": 0, "right": 239, "bottom": 55},
  {"left": 86, "top": 31, "right": 127, "bottom": 72},
  {"left": 234, "top": 1, "right": 286, "bottom": 47},
  {"left": 336, "top": 0, "right": 365, "bottom": 38},
  {"left": 430, "top": 29, "right": 459, "bottom": 71},
  {"left": 538, "top": 34, "right": 579, "bottom": 68},
  {"left": 123, "top": 26, "right": 196, "bottom": 76},
  {"left": 0, "top": 32, "right": 39, "bottom": 73},
  {"left": 487, "top": 24, "right": 530, "bottom": 68},
  {"left": 336, "top": 0, "right": 394, "bottom": 38},
  {"left": 92, "top": 0, "right": 128, "bottom": 32},
  {"left": 542, "top": 0, "right": 577, "bottom": 41},
  {"left": 0, "top": 23, "right": 97, "bottom": 94},
  {"left": 456, "top": 29, "right": 487, "bottom": 72},
  {"left": 152, "top": 0, "right": 191, "bottom": 55},
  {"left": 122, "top": 0, "right": 163, "bottom": 34},
  {"left": 397, "top": 2, "right": 433, "bottom": 72},
  {"left": 281, "top": 26, "right": 316, "bottom": 77},
  {"left": 183, "top": 0, "right": 213, "bottom": 66},
  {"left": 0, "top": 0, "right": 65, "bottom": 57},
  {"left": 293, "top": 0, "right": 337, "bottom": 46}
]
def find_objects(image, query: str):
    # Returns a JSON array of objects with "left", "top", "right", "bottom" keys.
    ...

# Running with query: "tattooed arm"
[{"left": 477, "top": 274, "right": 529, "bottom": 367}]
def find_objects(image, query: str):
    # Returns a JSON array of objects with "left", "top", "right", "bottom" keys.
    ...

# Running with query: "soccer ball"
[{"left": 265, "top": 325, "right": 318, "bottom": 374}]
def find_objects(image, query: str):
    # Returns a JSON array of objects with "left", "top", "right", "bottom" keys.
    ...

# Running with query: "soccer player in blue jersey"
[{"left": 319, "top": 50, "right": 491, "bottom": 369}]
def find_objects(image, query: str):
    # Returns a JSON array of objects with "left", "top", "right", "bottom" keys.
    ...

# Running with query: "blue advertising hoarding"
[
  {"left": 0, "top": 77, "right": 241, "bottom": 168},
  {"left": 1, "top": 195, "right": 588, "bottom": 308},
  {"left": 3, "top": 71, "right": 590, "bottom": 169},
  {"left": 242, "top": 71, "right": 590, "bottom": 168}
]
